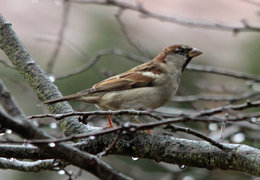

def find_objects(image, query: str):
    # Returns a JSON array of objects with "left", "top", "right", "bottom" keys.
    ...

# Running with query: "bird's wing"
[
  {"left": 81, "top": 61, "right": 163, "bottom": 94},
  {"left": 91, "top": 72, "right": 154, "bottom": 92}
]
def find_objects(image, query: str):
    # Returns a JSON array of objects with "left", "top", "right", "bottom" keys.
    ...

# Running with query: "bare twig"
[
  {"left": 0, "top": 80, "right": 24, "bottom": 117},
  {"left": 0, "top": 158, "right": 65, "bottom": 172},
  {"left": 0, "top": 119, "right": 230, "bottom": 150},
  {"left": 70, "top": 0, "right": 260, "bottom": 33},
  {"left": 35, "top": 34, "right": 89, "bottom": 60},
  {"left": 187, "top": 64, "right": 260, "bottom": 82},
  {"left": 29, "top": 109, "right": 163, "bottom": 120},
  {"left": 115, "top": 9, "right": 150, "bottom": 57},
  {"left": 29, "top": 98, "right": 260, "bottom": 123},
  {"left": 0, "top": 59, "right": 14, "bottom": 69},
  {"left": 46, "top": 0, "right": 71, "bottom": 73},
  {"left": 56, "top": 48, "right": 147, "bottom": 80},
  {"left": 172, "top": 90, "right": 260, "bottom": 102},
  {"left": 191, "top": 99, "right": 260, "bottom": 117}
]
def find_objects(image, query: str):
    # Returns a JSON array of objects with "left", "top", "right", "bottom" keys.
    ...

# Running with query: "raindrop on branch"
[
  {"left": 182, "top": 175, "right": 194, "bottom": 180},
  {"left": 50, "top": 122, "right": 57, "bottom": 129},
  {"left": 48, "top": 142, "right": 56, "bottom": 147},
  {"left": 231, "top": 133, "right": 245, "bottom": 143},
  {"left": 89, "top": 136, "right": 95, "bottom": 140},
  {"left": 5, "top": 129, "right": 12, "bottom": 135},
  {"left": 178, "top": 164, "right": 186, "bottom": 169},
  {"left": 208, "top": 123, "right": 218, "bottom": 131},
  {"left": 58, "top": 170, "right": 65, "bottom": 175},
  {"left": 251, "top": 117, "right": 257, "bottom": 123},
  {"left": 131, "top": 157, "right": 138, "bottom": 161},
  {"left": 9, "top": 158, "right": 15, "bottom": 162},
  {"left": 48, "top": 75, "right": 56, "bottom": 82}
]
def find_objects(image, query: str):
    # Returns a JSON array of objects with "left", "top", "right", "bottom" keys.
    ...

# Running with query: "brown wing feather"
[
  {"left": 91, "top": 72, "right": 154, "bottom": 92},
  {"left": 82, "top": 60, "right": 163, "bottom": 94}
]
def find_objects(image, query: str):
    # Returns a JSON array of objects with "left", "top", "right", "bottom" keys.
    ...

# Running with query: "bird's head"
[{"left": 156, "top": 44, "right": 202, "bottom": 72}]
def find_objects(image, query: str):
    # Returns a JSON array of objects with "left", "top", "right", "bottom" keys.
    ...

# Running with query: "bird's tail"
[{"left": 43, "top": 94, "right": 82, "bottom": 105}]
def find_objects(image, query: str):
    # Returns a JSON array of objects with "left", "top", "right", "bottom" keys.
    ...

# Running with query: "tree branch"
[
  {"left": 0, "top": 15, "right": 131, "bottom": 180},
  {"left": 0, "top": 158, "right": 65, "bottom": 172},
  {"left": 1, "top": 134, "right": 260, "bottom": 176},
  {"left": 172, "top": 90, "right": 260, "bottom": 102},
  {"left": 46, "top": 0, "right": 71, "bottom": 73},
  {"left": 187, "top": 64, "right": 260, "bottom": 82},
  {"left": 70, "top": 0, "right": 260, "bottom": 33},
  {"left": 0, "top": 13, "right": 88, "bottom": 135}
]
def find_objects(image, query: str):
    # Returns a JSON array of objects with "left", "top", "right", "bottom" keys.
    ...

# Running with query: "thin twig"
[
  {"left": 172, "top": 91, "right": 260, "bottom": 102},
  {"left": 115, "top": 8, "right": 150, "bottom": 57},
  {"left": 0, "top": 59, "right": 14, "bottom": 69},
  {"left": 70, "top": 0, "right": 260, "bottom": 33},
  {"left": 56, "top": 48, "right": 147, "bottom": 80},
  {"left": 187, "top": 64, "right": 260, "bottom": 82},
  {"left": 29, "top": 109, "right": 163, "bottom": 120},
  {"left": 46, "top": 0, "right": 71, "bottom": 73},
  {"left": 0, "top": 120, "right": 229, "bottom": 150},
  {"left": 0, "top": 80, "right": 24, "bottom": 117},
  {"left": 29, "top": 99, "right": 260, "bottom": 123}
]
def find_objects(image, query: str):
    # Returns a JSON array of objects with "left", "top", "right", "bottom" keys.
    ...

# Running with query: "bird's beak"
[{"left": 188, "top": 48, "right": 202, "bottom": 58}]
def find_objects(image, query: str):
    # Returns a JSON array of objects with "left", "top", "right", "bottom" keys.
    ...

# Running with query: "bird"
[{"left": 43, "top": 44, "right": 202, "bottom": 129}]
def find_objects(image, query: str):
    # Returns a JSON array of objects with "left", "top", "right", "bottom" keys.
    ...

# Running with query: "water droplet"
[
  {"left": 251, "top": 117, "right": 257, "bottom": 123},
  {"left": 50, "top": 122, "right": 57, "bottom": 129},
  {"left": 178, "top": 164, "right": 186, "bottom": 169},
  {"left": 131, "top": 157, "right": 138, "bottom": 161},
  {"left": 208, "top": 123, "right": 218, "bottom": 131},
  {"left": 49, "top": 75, "right": 56, "bottom": 82},
  {"left": 9, "top": 158, "right": 14, "bottom": 162},
  {"left": 5, "top": 129, "right": 12, "bottom": 135},
  {"left": 89, "top": 136, "right": 95, "bottom": 140},
  {"left": 123, "top": 122, "right": 130, "bottom": 128},
  {"left": 58, "top": 170, "right": 65, "bottom": 175},
  {"left": 48, "top": 142, "right": 56, "bottom": 147},
  {"left": 122, "top": 130, "right": 127, "bottom": 134},
  {"left": 130, "top": 127, "right": 136, "bottom": 132},
  {"left": 231, "top": 133, "right": 245, "bottom": 143},
  {"left": 182, "top": 175, "right": 194, "bottom": 180}
]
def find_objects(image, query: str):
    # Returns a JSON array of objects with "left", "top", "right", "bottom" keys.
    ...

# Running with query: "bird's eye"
[
  {"left": 175, "top": 48, "right": 185, "bottom": 54},
  {"left": 174, "top": 47, "right": 192, "bottom": 55}
]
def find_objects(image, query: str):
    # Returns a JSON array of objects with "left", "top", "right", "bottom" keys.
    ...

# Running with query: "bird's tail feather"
[{"left": 43, "top": 94, "right": 82, "bottom": 104}]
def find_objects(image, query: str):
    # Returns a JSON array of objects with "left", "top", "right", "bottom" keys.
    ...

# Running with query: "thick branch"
[
  {"left": 0, "top": 110, "right": 131, "bottom": 180},
  {"left": 1, "top": 133, "right": 260, "bottom": 176},
  {"left": 0, "top": 14, "right": 87, "bottom": 135}
]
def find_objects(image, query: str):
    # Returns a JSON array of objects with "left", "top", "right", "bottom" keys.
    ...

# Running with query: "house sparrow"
[{"left": 44, "top": 44, "right": 202, "bottom": 128}]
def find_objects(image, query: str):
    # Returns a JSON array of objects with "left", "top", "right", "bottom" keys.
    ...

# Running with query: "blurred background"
[{"left": 0, "top": 0, "right": 260, "bottom": 179}]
